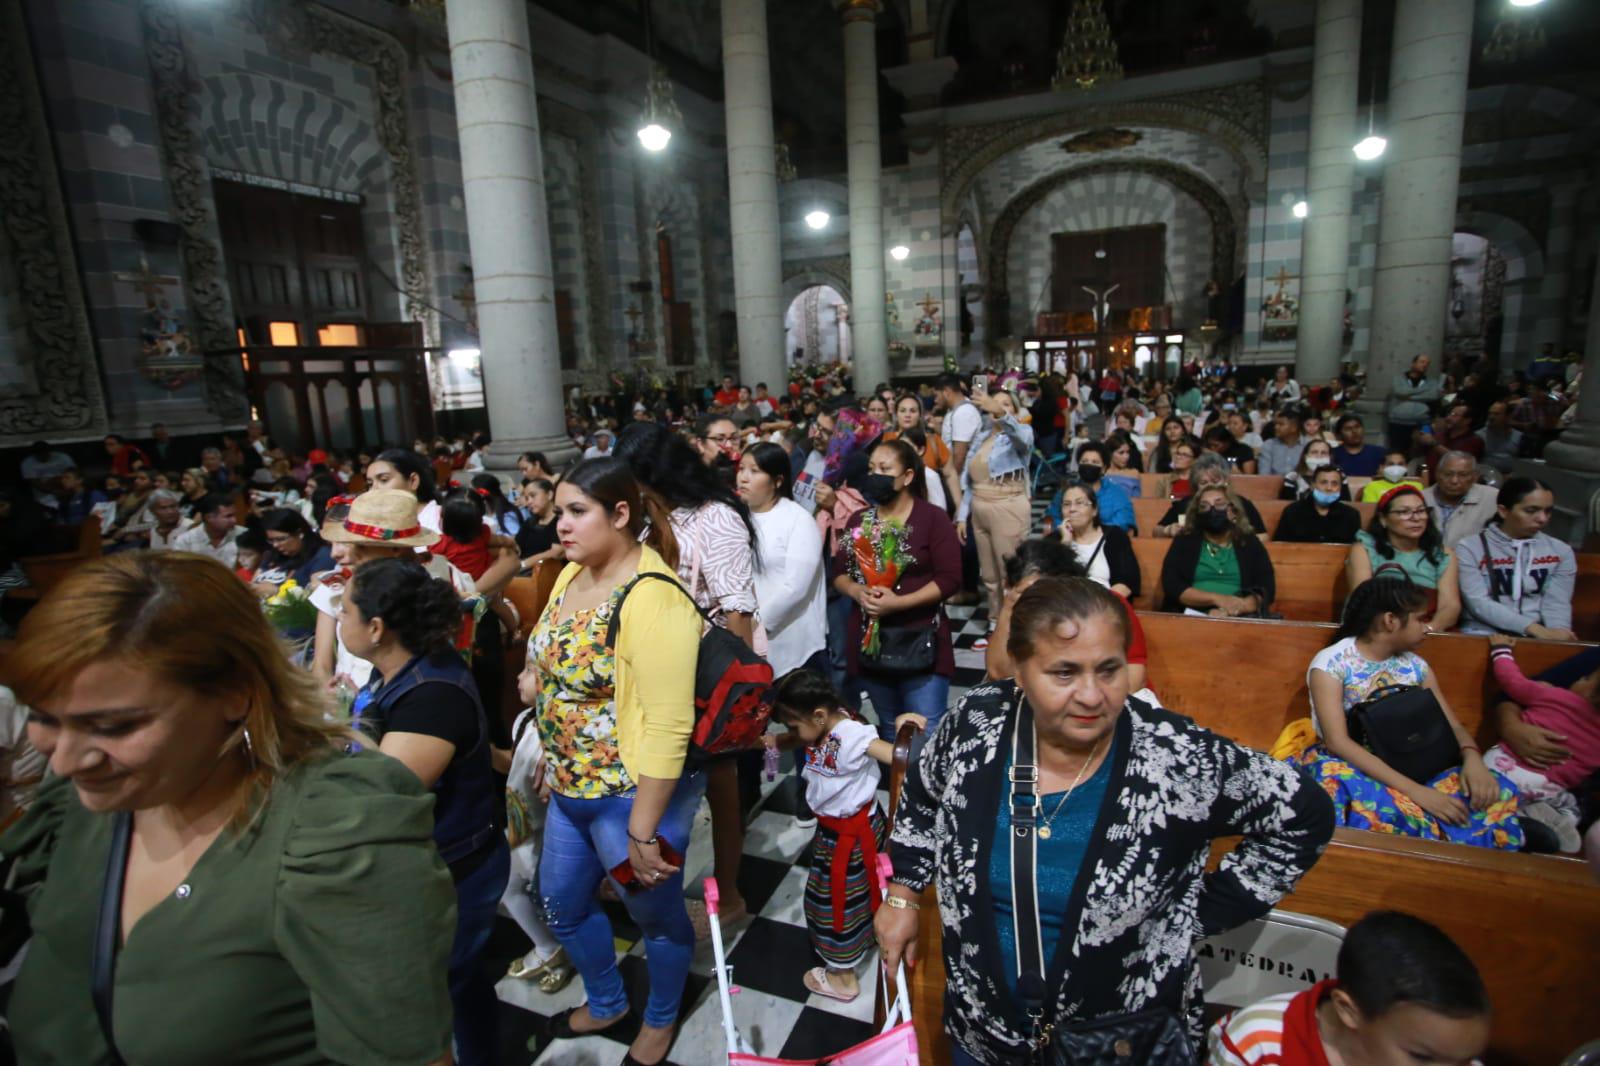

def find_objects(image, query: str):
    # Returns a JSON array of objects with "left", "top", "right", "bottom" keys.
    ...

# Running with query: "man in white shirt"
[
  {"left": 1422, "top": 451, "right": 1499, "bottom": 549},
  {"left": 582, "top": 428, "right": 615, "bottom": 460},
  {"left": 934, "top": 372, "right": 982, "bottom": 480},
  {"left": 753, "top": 383, "right": 776, "bottom": 419},
  {"left": 171, "top": 494, "right": 242, "bottom": 567}
]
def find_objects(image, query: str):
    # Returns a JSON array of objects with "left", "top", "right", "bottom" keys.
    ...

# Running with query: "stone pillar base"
[
  {"left": 1512, "top": 457, "right": 1600, "bottom": 547},
  {"left": 486, "top": 432, "right": 581, "bottom": 476}
]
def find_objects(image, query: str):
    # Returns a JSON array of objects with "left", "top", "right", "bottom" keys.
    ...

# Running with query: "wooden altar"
[{"left": 1023, "top": 307, "right": 1188, "bottom": 380}]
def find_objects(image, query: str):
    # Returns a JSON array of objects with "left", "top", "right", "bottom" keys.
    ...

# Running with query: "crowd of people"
[{"left": 0, "top": 345, "right": 1596, "bottom": 1065}]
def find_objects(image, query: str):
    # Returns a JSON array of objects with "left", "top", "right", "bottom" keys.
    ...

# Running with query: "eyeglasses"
[
  {"left": 704, "top": 433, "right": 737, "bottom": 444},
  {"left": 1387, "top": 508, "right": 1428, "bottom": 520}
]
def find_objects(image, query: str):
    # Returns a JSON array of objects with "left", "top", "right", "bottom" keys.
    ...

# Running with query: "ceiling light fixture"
[
  {"left": 805, "top": 210, "right": 831, "bottom": 231},
  {"left": 889, "top": 245, "right": 910, "bottom": 261},
  {"left": 1052, "top": 0, "right": 1123, "bottom": 90},
  {"left": 1352, "top": 68, "right": 1387, "bottom": 161},
  {"left": 635, "top": 2, "right": 680, "bottom": 152},
  {"left": 1508, "top": 0, "right": 1544, "bottom": 7},
  {"left": 1292, "top": 200, "right": 1309, "bottom": 219}
]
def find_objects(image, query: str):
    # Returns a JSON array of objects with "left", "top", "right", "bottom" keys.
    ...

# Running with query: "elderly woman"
[
  {"left": 877, "top": 577, "right": 1333, "bottom": 1062},
  {"left": 1, "top": 553, "right": 456, "bottom": 1064},
  {"left": 1160, "top": 484, "right": 1276, "bottom": 617},
  {"left": 1153, "top": 452, "right": 1267, "bottom": 537},
  {"left": 958, "top": 390, "right": 1035, "bottom": 625}
]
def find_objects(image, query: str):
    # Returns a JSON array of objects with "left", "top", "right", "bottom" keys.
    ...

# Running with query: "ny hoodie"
[{"left": 1455, "top": 523, "right": 1577, "bottom": 636}]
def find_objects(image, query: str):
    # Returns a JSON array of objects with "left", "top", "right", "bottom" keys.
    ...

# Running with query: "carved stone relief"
[
  {"left": 539, "top": 99, "right": 610, "bottom": 377},
  {"left": 141, "top": 0, "right": 436, "bottom": 418},
  {"left": 0, "top": 0, "right": 107, "bottom": 439},
  {"left": 984, "top": 159, "right": 1239, "bottom": 331},
  {"left": 940, "top": 81, "right": 1269, "bottom": 226}
]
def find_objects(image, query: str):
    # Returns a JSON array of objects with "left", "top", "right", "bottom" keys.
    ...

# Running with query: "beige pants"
[{"left": 971, "top": 483, "right": 1032, "bottom": 622}]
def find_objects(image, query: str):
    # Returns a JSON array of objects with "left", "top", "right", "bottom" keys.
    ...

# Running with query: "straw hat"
[{"left": 320, "top": 489, "right": 440, "bottom": 547}]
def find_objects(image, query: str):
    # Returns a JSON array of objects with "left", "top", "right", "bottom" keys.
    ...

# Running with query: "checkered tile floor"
[{"left": 486, "top": 489, "right": 1055, "bottom": 1062}]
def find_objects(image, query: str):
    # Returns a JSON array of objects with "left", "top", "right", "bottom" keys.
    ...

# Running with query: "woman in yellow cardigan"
[{"left": 526, "top": 457, "right": 704, "bottom": 1066}]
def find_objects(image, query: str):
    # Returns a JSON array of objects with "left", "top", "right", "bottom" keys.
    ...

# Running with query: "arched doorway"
[{"left": 784, "top": 285, "right": 851, "bottom": 367}]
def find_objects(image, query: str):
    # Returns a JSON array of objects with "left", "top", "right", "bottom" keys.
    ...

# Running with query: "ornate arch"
[
  {"left": 782, "top": 261, "right": 854, "bottom": 310},
  {"left": 939, "top": 84, "right": 1268, "bottom": 227},
  {"left": 984, "top": 159, "right": 1239, "bottom": 333},
  {"left": 200, "top": 72, "right": 386, "bottom": 193}
]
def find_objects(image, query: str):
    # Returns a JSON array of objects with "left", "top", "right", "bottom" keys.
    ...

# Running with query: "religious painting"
[
  {"left": 913, "top": 293, "right": 942, "bottom": 341},
  {"left": 885, "top": 290, "right": 901, "bottom": 332},
  {"left": 119, "top": 258, "right": 204, "bottom": 390},
  {"left": 1260, "top": 267, "right": 1299, "bottom": 343}
]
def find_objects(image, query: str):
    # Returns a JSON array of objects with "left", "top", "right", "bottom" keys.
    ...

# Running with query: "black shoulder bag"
[
  {"left": 92, "top": 812, "right": 132, "bottom": 1066},
  {"left": 1010, "top": 701, "right": 1193, "bottom": 1065},
  {"left": 1346, "top": 683, "right": 1460, "bottom": 785}
]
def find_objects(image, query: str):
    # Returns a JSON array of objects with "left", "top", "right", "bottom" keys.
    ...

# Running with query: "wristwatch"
[{"left": 883, "top": 895, "right": 921, "bottom": 911}]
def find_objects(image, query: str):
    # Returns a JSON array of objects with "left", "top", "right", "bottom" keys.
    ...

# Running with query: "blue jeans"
[
  {"left": 448, "top": 843, "right": 511, "bottom": 1066},
  {"left": 856, "top": 671, "right": 951, "bottom": 743},
  {"left": 950, "top": 1045, "right": 986, "bottom": 1066},
  {"left": 541, "top": 772, "right": 706, "bottom": 1028},
  {"left": 825, "top": 593, "right": 856, "bottom": 704}
]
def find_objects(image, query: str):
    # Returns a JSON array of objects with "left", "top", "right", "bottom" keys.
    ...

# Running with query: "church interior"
[{"left": 3, "top": 1, "right": 1600, "bottom": 1065}]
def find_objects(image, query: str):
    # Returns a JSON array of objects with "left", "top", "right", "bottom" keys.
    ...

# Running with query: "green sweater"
[{"left": 2, "top": 752, "right": 456, "bottom": 1065}]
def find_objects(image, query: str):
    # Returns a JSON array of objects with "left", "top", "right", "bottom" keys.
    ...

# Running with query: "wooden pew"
[
  {"left": 1130, "top": 537, "right": 1351, "bottom": 621},
  {"left": 1129, "top": 497, "right": 1376, "bottom": 539},
  {"left": 906, "top": 616, "right": 1600, "bottom": 1065},
  {"left": 1574, "top": 553, "right": 1600, "bottom": 639},
  {"left": 12, "top": 517, "right": 103, "bottom": 603}
]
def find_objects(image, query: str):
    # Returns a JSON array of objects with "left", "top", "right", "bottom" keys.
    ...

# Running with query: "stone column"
[
  {"left": 721, "top": 0, "right": 787, "bottom": 392},
  {"left": 1541, "top": 258, "right": 1600, "bottom": 473},
  {"left": 839, "top": 0, "right": 890, "bottom": 392},
  {"left": 1295, "top": 0, "right": 1362, "bottom": 387},
  {"left": 446, "top": 0, "right": 575, "bottom": 468},
  {"left": 1361, "top": 0, "right": 1474, "bottom": 415}
]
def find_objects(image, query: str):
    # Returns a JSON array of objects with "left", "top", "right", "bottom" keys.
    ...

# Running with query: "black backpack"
[{"left": 605, "top": 572, "right": 774, "bottom": 768}]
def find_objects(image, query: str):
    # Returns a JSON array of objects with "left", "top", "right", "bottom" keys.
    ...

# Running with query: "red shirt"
[
  {"left": 714, "top": 388, "right": 740, "bottom": 407},
  {"left": 109, "top": 444, "right": 148, "bottom": 476},
  {"left": 430, "top": 529, "right": 492, "bottom": 580}
]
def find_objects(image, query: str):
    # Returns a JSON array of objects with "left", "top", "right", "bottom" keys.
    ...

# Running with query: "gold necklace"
[{"left": 1035, "top": 733, "right": 1106, "bottom": 841}]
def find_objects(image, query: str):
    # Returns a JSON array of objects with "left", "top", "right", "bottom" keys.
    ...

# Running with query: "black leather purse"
[
  {"left": 861, "top": 614, "right": 938, "bottom": 677},
  {"left": 1346, "top": 684, "right": 1461, "bottom": 785},
  {"left": 92, "top": 812, "right": 132, "bottom": 1066},
  {"left": 1010, "top": 701, "right": 1194, "bottom": 1066}
]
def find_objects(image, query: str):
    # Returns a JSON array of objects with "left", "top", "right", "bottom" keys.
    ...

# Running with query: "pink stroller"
[{"left": 704, "top": 854, "right": 919, "bottom": 1065}]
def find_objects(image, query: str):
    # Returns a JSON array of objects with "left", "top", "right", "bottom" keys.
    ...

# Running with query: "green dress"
[{"left": 2, "top": 751, "right": 456, "bottom": 1065}]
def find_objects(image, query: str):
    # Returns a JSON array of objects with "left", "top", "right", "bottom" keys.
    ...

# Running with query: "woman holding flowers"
[{"left": 834, "top": 438, "right": 962, "bottom": 742}]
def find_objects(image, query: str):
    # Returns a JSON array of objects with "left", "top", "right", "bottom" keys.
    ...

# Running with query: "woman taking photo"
[
  {"left": 527, "top": 458, "right": 703, "bottom": 1066},
  {"left": 737, "top": 442, "right": 827, "bottom": 678},
  {"left": 877, "top": 577, "right": 1333, "bottom": 1063},
  {"left": 1155, "top": 438, "right": 1199, "bottom": 500},
  {"left": 1346, "top": 484, "right": 1461, "bottom": 631},
  {"left": 339, "top": 558, "right": 508, "bottom": 1066},
  {"left": 1056, "top": 483, "right": 1139, "bottom": 600},
  {"left": 2, "top": 553, "right": 456, "bottom": 1064},
  {"left": 835, "top": 438, "right": 962, "bottom": 740},
  {"left": 1159, "top": 485, "right": 1276, "bottom": 617},
  {"left": 957, "top": 390, "right": 1035, "bottom": 627}
]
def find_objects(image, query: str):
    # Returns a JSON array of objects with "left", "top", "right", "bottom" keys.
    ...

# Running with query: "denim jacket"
[{"left": 956, "top": 414, "right": 1034, "bottom": 522}]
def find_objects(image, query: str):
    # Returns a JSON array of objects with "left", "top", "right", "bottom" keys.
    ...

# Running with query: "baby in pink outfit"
[{"left": 1485, "top": 636, "right": 1600, "bottom": 852}]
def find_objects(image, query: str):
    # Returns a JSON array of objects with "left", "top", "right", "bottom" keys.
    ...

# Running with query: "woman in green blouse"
[{"left": 0, "top": 551, "right": 456, "bottom": 1065}]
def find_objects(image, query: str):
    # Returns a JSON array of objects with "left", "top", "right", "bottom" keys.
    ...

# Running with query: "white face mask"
[
  {"left": 1304, "top": 456, "right": 1330, "bottom": 471},
  {"left": 1383, "top": 464, "right": 1409, "bottom": 482}
]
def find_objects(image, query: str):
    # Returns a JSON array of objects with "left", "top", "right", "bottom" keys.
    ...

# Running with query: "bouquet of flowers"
[
  {"left": 847, "top": 511, "right": 914, "bottom": 656},
  {"left": 264, "top": 579, "right": 318, "bottom": 634}
]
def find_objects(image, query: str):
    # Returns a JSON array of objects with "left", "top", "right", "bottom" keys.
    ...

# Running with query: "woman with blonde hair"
[
  {"left": 0, "top": 551, "right": 456, "bottom": 1064},
  {"left": 1159, "top": 484, "right": 1277, "bottom": 616}
]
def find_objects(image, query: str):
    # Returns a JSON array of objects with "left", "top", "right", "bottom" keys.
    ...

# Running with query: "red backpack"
[{"left": 604, "top": 572, "right": 774, "bottom": 767}]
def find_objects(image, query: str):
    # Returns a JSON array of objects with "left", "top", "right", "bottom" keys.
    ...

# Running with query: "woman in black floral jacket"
[{"left": 876, "top": 577, "right": 1334, "bottom": 1064}]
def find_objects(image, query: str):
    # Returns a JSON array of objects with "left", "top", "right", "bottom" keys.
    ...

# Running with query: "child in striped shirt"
[{"left": 1208, "top": 911, "right": 1489, "bottom": 1066}]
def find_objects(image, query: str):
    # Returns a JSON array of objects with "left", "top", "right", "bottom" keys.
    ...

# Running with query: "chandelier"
[
  {"left": 638, "top": 62, "right": 682, "bottom": 151},
  {"left": 1053, "top": 0, "right": 1123, "bottom": 91},
  {"left": 775, "top": 141, "right": 798, "bottom": 183},
  {"left": 1481, "top": 12, "right": 1546, "bottom": 66}
]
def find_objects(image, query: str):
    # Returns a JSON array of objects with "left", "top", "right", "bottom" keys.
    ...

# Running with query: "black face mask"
[
  {"left": 861, "top": 473, "right": 901, "bottom": 505},
  {"left": 1077, "top": 463, "right": 1103, "bottom": 484},
  {"left": 1198, "top": 508, "right": 1232, "bottom": 533}
]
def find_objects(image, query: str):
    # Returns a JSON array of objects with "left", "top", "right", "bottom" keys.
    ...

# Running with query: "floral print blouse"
[{"left": 531, "top": 584, "right": 633, "bottom": 799}]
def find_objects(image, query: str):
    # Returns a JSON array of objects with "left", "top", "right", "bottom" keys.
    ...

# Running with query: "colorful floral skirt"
[
  {"left": 804, "top": 804, "right": 889, "bottom": 969},
  {"left": 1290, "top": 745, "right": 1524, "bottom": 851}
]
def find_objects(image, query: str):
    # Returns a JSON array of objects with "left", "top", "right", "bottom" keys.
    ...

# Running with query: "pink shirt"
[{"left": 1491, "top": 648, "right": 1600, "bottom": 790}]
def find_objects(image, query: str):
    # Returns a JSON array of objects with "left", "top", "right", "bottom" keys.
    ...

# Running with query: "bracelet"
[
  {"left": 628, "top": 832, "right": 659, "bottom": 847},
  {"left": 883, "top": 895, "right": 921, "bottom": 911},
  {"left": 1459, "top": 744, "right": 1481, "bottom": 755}
]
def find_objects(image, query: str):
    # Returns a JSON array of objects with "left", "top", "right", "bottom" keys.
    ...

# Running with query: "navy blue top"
[{"left": 990, "top": 734, "right": 1118, "bottom": 1006}]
